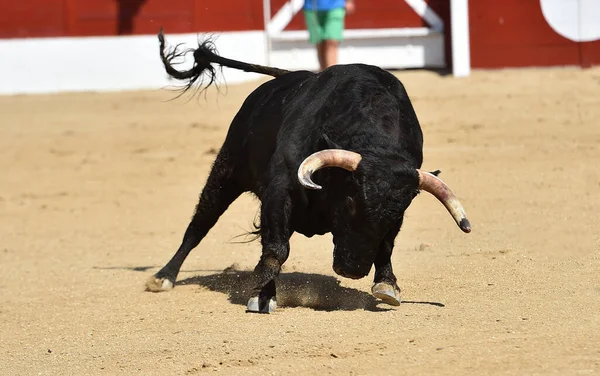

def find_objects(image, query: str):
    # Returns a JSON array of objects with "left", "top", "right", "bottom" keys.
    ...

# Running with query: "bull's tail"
[{"left": 158, "top": 29, "right": 290, "bottom": 95}]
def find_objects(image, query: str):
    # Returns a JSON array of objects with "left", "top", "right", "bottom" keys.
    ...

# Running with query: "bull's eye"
[{"left": 345, "top": 196, "right": 356, "bottom": 215}]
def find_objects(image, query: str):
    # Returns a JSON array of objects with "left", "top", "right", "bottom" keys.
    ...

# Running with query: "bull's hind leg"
[
  {"left": 146, "top": 151, "right": 242, "bottom": 292},
  {"left": 371, "top": 225, "right": 402, "bottom": 306},
  {"left": 246, "top": 184, "right": 292, "bottom": 313}
]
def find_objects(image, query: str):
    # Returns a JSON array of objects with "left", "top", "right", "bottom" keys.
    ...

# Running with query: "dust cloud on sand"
[{"left": 1, "top": 67, "right": 599, "bottom": 375}]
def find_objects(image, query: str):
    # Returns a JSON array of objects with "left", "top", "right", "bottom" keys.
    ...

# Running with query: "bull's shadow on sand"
[
  {"left": 175, "top": 267, "right": 445, "bottom": 312},
  {"left": 95, "top": 265, "right": 445, "bottom": 311}
]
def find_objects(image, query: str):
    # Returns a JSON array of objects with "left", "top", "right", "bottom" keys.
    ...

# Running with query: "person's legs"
[
  {"left": 304, "top": 10, "right": 325, "bottom": 70},
  {"left": 317, "top": 42, "right": 326, "bottom": 70},
  {"left": 321, "top": 8, "right": 346, "bottom": 70},
  {"left": 322, "top": 40, "right": 339, "bottom": 68},
  {"left": 304, "top": 8, "right": 345, "bottom": 71}
]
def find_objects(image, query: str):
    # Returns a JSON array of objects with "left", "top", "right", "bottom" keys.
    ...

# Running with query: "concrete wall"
[
  {"left": 0, "top": 31, "right": 266, "bottom": 95},
  {"left": 0, "top": 29, "right": 447, "bottom": 95}
]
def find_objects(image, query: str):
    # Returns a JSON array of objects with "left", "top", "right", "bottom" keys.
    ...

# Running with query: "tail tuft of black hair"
[
  {"left": 158, "top": 28, "right": 291, "bottom": 98},
  {"left": 158, "top": 28, "right": 221, "bottom": 98}
]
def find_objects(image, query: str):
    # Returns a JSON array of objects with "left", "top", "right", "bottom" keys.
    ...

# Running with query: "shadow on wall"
[{"left": 116, "top": 0, "right": 147, "bottom": 35}]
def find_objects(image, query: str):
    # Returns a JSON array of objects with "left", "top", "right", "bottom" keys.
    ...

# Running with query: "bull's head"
[{"left": 298, "top": 149, "right": 471, "bottom": 279}]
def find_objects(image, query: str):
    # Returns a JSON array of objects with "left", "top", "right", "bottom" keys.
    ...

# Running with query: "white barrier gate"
[{"left": 263, "top": 0, "right": 470, "bottom": 76}]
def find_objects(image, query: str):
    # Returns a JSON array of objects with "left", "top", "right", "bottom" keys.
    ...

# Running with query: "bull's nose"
[
  {"left": 332, "top": 259, "right": 371, "bottom": 280},
  {"left": 333, "top": 264, "right": 365, "bottom": 279}
]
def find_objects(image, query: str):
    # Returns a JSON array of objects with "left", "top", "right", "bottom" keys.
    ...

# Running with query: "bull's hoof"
[
  {"left": 246, "top": 296, "right": 277, "bottom": 314},
  {"left": 372, "top": 282, "right": 401, "bottom": 306},
  {"left": 145, "top": 275, "right": 174, "bottom": 292}
]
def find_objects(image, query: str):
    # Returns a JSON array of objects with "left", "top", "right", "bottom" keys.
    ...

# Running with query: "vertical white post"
[
  {"left": 451, "top": 0, "right": 471, "bottom": 77},
  {"left": 263, "top": 0, "right": 272, "bottom": 66}
]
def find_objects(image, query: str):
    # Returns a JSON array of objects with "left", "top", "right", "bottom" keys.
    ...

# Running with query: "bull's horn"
[
  {"left": 298, "top": 149, "right": 362, "bottom": 190},
  {"left": 417, "top": 170, "right": 472, "bottom": 233}
]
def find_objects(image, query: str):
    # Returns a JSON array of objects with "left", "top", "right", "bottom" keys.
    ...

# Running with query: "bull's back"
[
  {"left": 219, "top": 65, "right": 423, "bottom": 193},
  {"left": 278, "top": 65, "right": 424, "bottom": 168},
  {"left": 220, "top": 70, "right": 314, "bottom": 193}
]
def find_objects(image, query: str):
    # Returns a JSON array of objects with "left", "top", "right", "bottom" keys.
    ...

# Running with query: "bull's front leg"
[
  {"left": 371, "top": 224, "right": 402, "bottom": 306},
  {"left": 246, "top": 188, "right": 292, "bottom": 314}
]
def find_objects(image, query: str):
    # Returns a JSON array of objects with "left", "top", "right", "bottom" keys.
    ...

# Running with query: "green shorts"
[{"left": 303, "top": 8, "right": 346, "bottom": 44}]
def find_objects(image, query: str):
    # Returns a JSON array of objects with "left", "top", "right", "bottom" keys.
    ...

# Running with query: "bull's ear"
[{"left": 319, "top": 133, "right": 342, "bottom": 150}]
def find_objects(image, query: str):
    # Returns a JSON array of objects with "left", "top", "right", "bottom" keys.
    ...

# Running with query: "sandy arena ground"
[{"left": 1, "top": 67, "right": 599, "bottom": 375}]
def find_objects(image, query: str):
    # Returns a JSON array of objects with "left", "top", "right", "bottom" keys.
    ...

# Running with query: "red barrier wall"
[
  {"left": 0, "top": 0, "right": 265, "bottom": 38},
  {"left": 469, "top": 0, "right": 600, "bottom": 68},
  {"left": 0, "top": 0, "right": 597, "bottom": 68},
  {"left": 0, "top": 0, "right": 442, "bottom": 38}
]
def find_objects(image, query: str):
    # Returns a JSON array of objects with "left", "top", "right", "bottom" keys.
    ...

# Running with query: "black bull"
[{"left": 146, "top": 30, "right": 471, "bottom": 313}]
